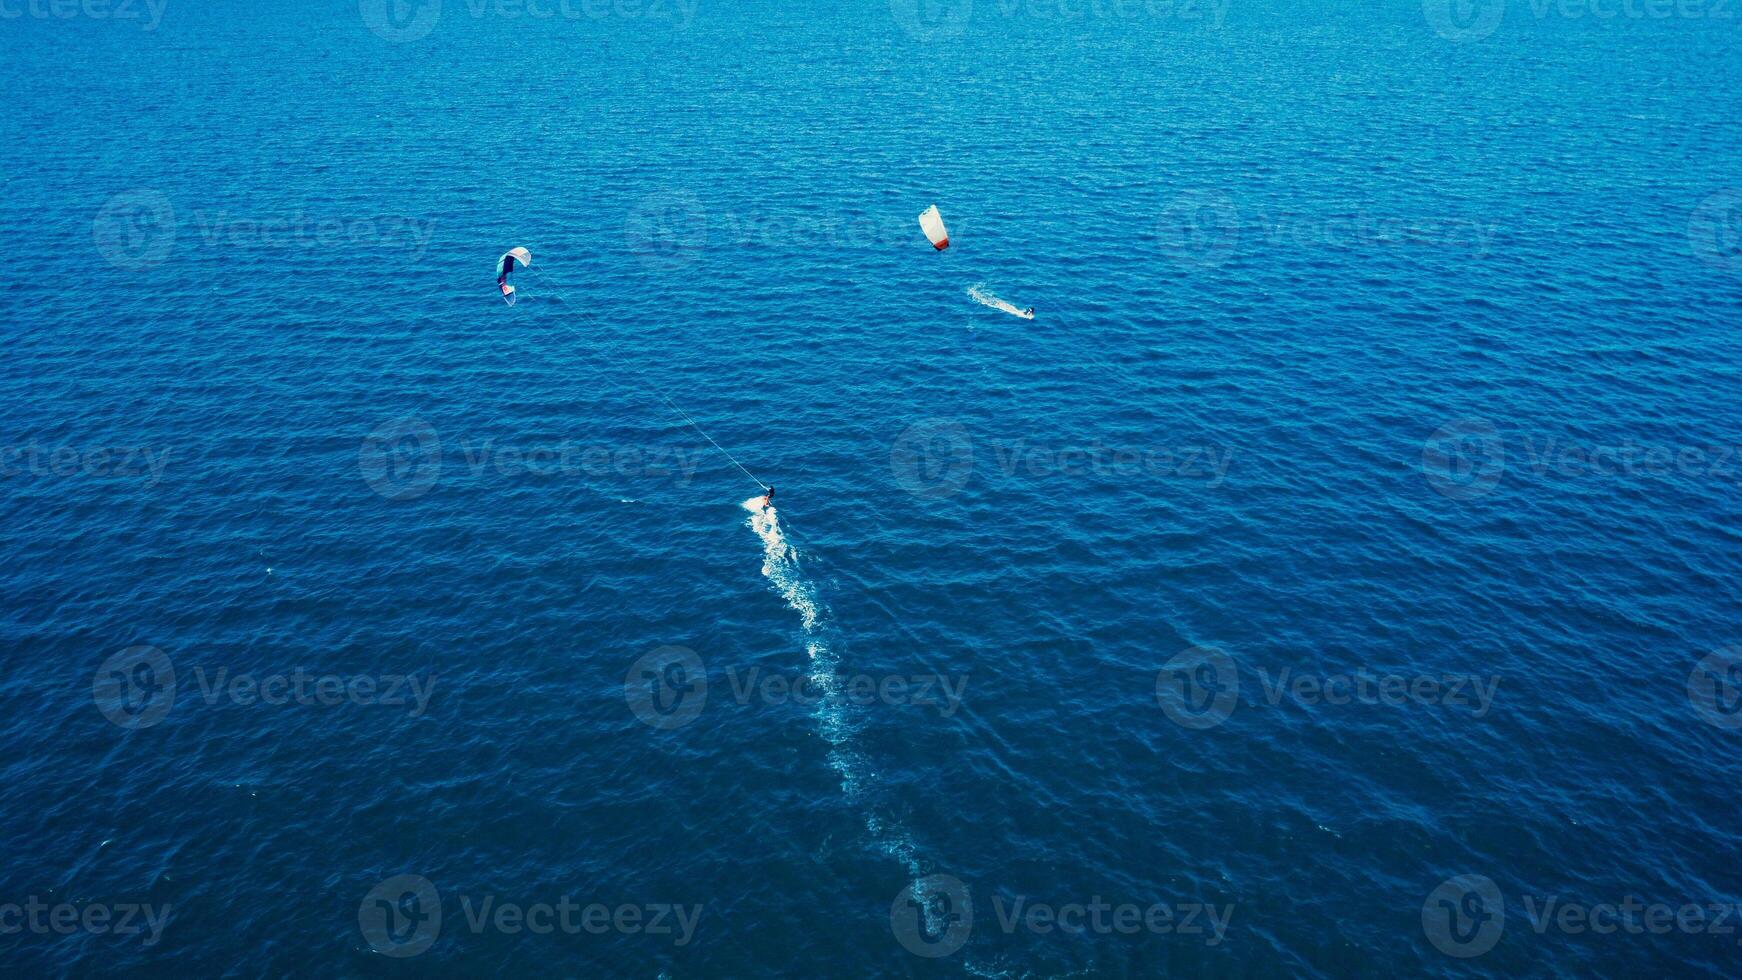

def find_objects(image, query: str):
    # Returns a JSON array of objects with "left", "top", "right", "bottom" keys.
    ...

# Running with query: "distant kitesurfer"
[
  {"left": 495, "top": 247, "right": 531, "bottom": 306},
  {"left": 1024, "top": 307, "right": 1034, "bottom": 317},
  {"left": 761, "top": 486, "right": 774, "bottom": 509}
]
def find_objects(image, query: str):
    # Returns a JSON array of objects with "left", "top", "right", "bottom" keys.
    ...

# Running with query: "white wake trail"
[
  {"left": 967, "top": 284, "right": 1033, "bottom": 319},
  {"left": 742, "top": 497, "right": 925, "bottom": 879},
  {"left": 745, "top": 496, "right": 857, "bottom": 790}
]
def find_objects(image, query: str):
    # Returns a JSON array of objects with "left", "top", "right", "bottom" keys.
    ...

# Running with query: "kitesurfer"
[
  {"left": 495, "top": 248, "right": 531, "bottom": 304},
  {"left": 1024, "top": 307, "right": 1034, "bottom": 317},
  {"left": 761, "top": 486, "right": 774, "bottom": 509}
]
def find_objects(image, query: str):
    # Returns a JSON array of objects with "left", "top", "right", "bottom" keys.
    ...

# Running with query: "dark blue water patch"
[{"left": 3, "top": 0, "right": 1742, "bottom": 975}]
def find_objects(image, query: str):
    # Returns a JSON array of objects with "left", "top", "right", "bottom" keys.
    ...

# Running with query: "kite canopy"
[
  {"left": 496, "top": 247, "right": 532, "bottom": 278},
  {"left": 496, "top": 247, "right": 531, "bottom": 306},
  {"left": 918, "top": 205, "right": 949, "bottom": 250}
]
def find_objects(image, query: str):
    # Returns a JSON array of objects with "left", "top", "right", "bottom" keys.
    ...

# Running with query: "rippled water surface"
[{"left": 3, "top": 0, "right": 1742, "bottom": 975}]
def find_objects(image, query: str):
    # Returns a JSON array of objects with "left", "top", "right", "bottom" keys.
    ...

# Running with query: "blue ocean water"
[{"left": 4, "top": 0, "right": 1742, "bottom": 974}]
